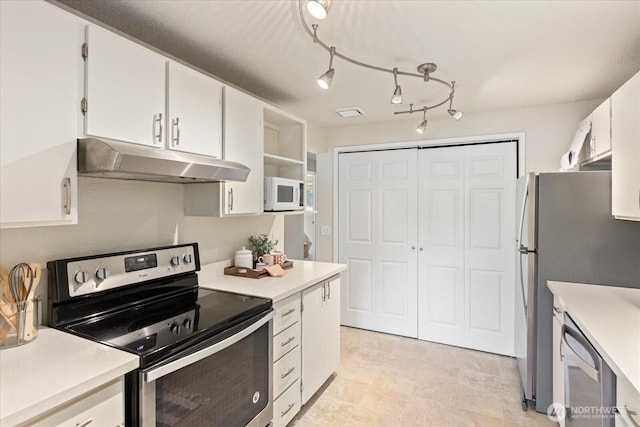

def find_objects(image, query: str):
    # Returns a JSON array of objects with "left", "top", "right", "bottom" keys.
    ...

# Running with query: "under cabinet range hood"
[{"left": 77, "top": 138, "right": 250, "bottom": 183}]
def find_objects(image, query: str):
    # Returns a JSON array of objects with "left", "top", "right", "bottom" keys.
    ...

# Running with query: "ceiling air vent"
[{"left": 336, "top": 107, "right": 365, "bottom": 118}]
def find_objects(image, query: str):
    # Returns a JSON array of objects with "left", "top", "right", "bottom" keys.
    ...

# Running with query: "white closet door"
[
  {"left": 376, "top": 149, "right": 418, "bottom": 336},
  {"left": 418, "top": 142, "right": 516, "bottom": 355},
  {"left": 339, "top": 151, "right": 377, "bottom": 331},
  {"left": 463, "top": 142, "right": 516, "bottom": 355},
  {"left": 417, "top": 147, "right": 465, "bottom": 345},
  {"left": 339, "top": 149, "right": 418, "bottom": 337}
]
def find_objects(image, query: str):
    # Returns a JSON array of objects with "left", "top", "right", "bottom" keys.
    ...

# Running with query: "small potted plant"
[{"left": 248, "top": 234, "right": 278, "bottom": 263}]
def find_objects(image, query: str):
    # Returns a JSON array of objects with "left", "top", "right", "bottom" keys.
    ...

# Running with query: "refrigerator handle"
[
  {"left": 517, "top": 174, "right": 529, "bottom": 248},
  {"left": 519, "top": 252, "right": 527, "bottom": 314}
]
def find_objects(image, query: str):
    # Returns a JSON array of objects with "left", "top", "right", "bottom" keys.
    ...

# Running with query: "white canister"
[{"left": 234, "top": 247, "right": 253, "bottom": 268}]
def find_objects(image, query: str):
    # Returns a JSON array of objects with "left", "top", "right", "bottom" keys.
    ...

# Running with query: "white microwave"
[{"left": 264, "top": 176, "right": 304, "bottom": 211}]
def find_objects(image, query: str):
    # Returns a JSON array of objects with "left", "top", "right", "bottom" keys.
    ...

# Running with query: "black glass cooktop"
[{"left": 66, "top": 288, "right": 272, "bottom": 367}]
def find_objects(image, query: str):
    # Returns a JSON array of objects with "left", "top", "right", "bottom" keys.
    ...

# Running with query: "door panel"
[
  {"left": 419, "top": 142, "right": 516, "bottom": 356},
  {"left": 418, "top": 148, "right": 465, "bottom": 345},
  {"left": 464, "top": 142, "right": 516, "bottom": 355},
  {"left": 346, "top": 258, "right": 373, "bottom": 312},
  {"left": 339, "top": 149, "right": 418, "bottom": 337}
]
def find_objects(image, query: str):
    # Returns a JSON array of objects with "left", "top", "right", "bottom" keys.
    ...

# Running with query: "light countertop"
[
  {"left": 0, "top": 327, "right": 139, "bottom": 426},
  {"left": 547, "top": 281, "right": 640, "bottom": 394},
  {"left": 198, "top": 259, "right": 347, "bottom": 302}
]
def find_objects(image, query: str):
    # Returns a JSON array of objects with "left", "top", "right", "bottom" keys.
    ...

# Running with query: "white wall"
[
  {"left": 314, "top": 99, "right": 600, "bottom": 262},
  {"left": 0, "top": 177, "right": 281, "bottom": 314}
]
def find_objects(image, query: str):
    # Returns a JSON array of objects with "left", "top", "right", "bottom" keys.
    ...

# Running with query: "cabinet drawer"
[
  {"left": 273, "top": 321, "right": 301, "bottom": 362},
  {"left": 273, "top": 379, "right": 301, "bottom": 427},
  {"left": 273, "top": 345, "right": 300, "bottom": 399},
  {"left": 25, "top": 379, "right": 124, "bottom": 427},
  {"left": 616, "top": 376, "right": 640, "bottom": 427},
  {"left": 273, "top": 294, "right": 301, "bottom": 335}
]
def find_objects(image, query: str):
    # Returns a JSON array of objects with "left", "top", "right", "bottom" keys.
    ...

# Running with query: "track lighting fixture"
[
  {"left": 307, "top": 0, "right": 330, "bottom": 20},
  {"left": 391, "top": 68, "right": 402, "bottom": 104},
  {"left": 447, "top": 81, "right": 463, "bottom": 120},
  {"left": 317, "top": 46, "right": 336, "bottom": 89},
  {"left": 300, "top": 0, "right": 463, "bottom": 132},
  {"left": 416, "top": 108, "right": 428, "bottom": 134}
]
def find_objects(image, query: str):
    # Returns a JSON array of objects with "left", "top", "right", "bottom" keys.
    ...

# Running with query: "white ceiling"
[{"left": 57, "top": 0, "right": 640, "bottom": 128}]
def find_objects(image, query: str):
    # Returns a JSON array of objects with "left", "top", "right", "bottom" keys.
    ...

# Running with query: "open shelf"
[{"left": 264, "top": 153, "right": 305, "bottom": 167}]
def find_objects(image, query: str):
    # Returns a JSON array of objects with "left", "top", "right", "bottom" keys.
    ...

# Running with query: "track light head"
[
  {"left": 390, "top": 67, "right": 402, "bottom": 104},
  {"left": 416, "top": 120, "right": 428, "bottom": 134},
  {"left": 317, "top": 68, "right": 334, "bottom": 89},
  {"left": 416, "top": 108, "right": 428, "bottom": 133},
  {"left": 448, "top": 109, "right": 463, "bottom": 120},
  {"left": 391, "top": 85, "right": 402, "bottom": 104},
  {"left": 317, "top": 46, "right": 336, "bottom": 89},
  {"left": 307, "top": 0, "right": 331, "bottom": 19}
]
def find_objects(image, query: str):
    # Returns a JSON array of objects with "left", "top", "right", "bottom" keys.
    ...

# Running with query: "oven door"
[{"left": 140, "top": 310, "right": 274, "bottom": 427}]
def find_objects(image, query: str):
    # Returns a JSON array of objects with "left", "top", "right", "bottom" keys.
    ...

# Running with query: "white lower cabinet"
[
  {"left": 301, "top": 277, "right": 341, "bottom": 404},
  {"left": 25, "top": 378, "right": 124, "bottom": 427},
  {"left": 269, "top": 276, "right": 341, "bottom": 426},
  {"left": 616, "top": 376, "right": 640, "bottom": 427},
  {"left": 274, "top": 342, "right": 301, "bottom": 399},
  {"left": 272, "top": 295, "right": 302, "bottom": 427},
  {"left": 273, "top": 380, "right": 301, "bottom": 427}
]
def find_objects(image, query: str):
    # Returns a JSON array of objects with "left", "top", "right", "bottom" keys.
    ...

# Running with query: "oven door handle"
[{"left": 144, "top": 309, "right": 275, "bottom": 383}]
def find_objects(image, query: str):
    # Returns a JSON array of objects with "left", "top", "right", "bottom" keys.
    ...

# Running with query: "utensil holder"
[{"left": 0, "top": 298, "right": 40, "bottom": 348}]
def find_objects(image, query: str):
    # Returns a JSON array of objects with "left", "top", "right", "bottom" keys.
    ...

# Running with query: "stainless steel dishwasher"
[{"left": 562, "top": 313, "right": 616, "bottom": 427}]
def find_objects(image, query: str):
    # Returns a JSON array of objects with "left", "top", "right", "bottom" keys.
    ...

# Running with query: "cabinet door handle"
[
  {"left": 322, "top": 284, "right": 326, "bottom": 302},
  {"left": 63, "top": 177, "right": 71, "bottom": 215},
  {"left": 281, "top": 336, "right": 295, "bottom": 347},
  {"left": 281, "top": 402, "right": 295, "bottom": 417},
  {"left": 229, "top": 188, "right": 234, "bottom": 212},
  {"left": 327, "top": 283, "right": 331, "bottom": 299},
  {"left": 75, "top": 418, "right": 93, "bottom": 427},
  {"left": 280, "top": 366, "right": 295, "bottom": 379},
  {"left": 172, "top": 117, "right": 180, "bottom": 146},
  {"left": 281, "top": 308, "right": 295, "bottom": 317},
  {"left": 154, "top": 113, "right": 163, "bottom": 143}
]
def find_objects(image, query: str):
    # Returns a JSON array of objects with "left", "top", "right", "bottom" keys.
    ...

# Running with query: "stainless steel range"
[{"left": 48, "top": 243, "right": 274, "bottom": 427}]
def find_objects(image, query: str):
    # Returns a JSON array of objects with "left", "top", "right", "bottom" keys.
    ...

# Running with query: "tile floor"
[{"left": 291, "top": 326, "right": 556, "bottom": 427}]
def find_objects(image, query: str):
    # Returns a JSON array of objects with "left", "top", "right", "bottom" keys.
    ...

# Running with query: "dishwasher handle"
[{"left": 561, "top": 324, "right": 601, "bottom": 383}]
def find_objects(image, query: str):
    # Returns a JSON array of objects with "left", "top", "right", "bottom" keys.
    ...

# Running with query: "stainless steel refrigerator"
[{"left": 515, "top": 171, "right": 640, "bottom": 413}]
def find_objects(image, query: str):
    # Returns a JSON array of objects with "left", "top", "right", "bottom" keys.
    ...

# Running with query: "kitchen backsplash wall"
[{"left": 0, "top": 176, "right": 281, "bottom": 317}]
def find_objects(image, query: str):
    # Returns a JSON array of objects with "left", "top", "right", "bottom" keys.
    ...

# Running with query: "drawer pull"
[
  {"left": 281, "top": 308, "right": 296, "bottom": 317},
  {"left": 281, "top": 336, "right": 295, "bottom": 347},
  {"left": 75, "top": 418, "right": 93, "bottom": 427},
  {"left": 281, "top": 403, "right": 295, "bottom": 417},
  {"left": 280, "top": 367, "right": 295, "bottom": 379}
]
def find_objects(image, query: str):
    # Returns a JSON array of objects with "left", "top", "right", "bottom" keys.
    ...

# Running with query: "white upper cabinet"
[
  {"left": 166, "top": 62, "right": 222, "bottom": 157},
  {"left": 611, "top": 71, "right": 640, "bottom": 221},
  {"left": 0, "top": 0, "right": 82, "bottom": 228},
  {"left": 183, "top": 86, "right": 263, "bottom": 217},
  {"left": 221, "top": 86, "right": 263, "bottom": 214},
  {"left": 589, "top": 98, "right": 612, "bottom": 158},
  {"left": 84, "top": 25, "right": 166, "bottom": 147}
]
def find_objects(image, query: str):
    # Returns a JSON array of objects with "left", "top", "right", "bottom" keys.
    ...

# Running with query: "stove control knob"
[
  {"left": 95, "top": 267, "right": 109, "bottom": 281},
  {"left": 183, "top": 254, "right": 193, "bottom": 264},
  {"left": 183, "top": 319, "right": 192, "bottom": 329},
  {"left": 170, "top": 323, "right": 181, "bottom": 335},
  {"left": 73, "top": 270, "right": 89, "bottom": 285},
  {"left": 170, "top": 256, "right": 181, "bottom": 267}
]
